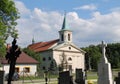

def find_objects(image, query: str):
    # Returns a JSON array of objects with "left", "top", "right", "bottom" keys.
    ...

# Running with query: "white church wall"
[
  {"left": 53, "top": 51, "right": 62, "bottom": 65},
  {"left": 53, "top": 50, "right": 85, "bottom": 73},
  {"left": 58, "top": 46, "right": 80, "bottom": 52},
  {"left": 66, "top": 52, "right": 85, "bottom": 73}
]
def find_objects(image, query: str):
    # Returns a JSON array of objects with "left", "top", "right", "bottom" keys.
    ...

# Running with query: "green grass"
[
  {"left": 86, "top": 69, "right": 120, "bottom": 84},
  {"left": 21, "top": 69, "right": 120, "bottom": 84},
  {"left": 87, "top": 71, "right": 98, "bottom": 79},
  {"left": 19, "top": 74, "right": 58, "bottom": 80},
  {"left": 20, "top": 76, "right": 41, "bottom": 80}
]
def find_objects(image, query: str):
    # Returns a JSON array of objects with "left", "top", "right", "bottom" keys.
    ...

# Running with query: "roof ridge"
[
  {"left": 35, "top": 39, "right": 59, "bottom": 49},
  {"left": 28, "top": 39, "right": 59, "bottom": 52}
]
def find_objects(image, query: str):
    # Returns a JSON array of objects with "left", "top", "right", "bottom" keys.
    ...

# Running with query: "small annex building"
[
  {"left": 1, "top": 52, "right": 39, "bottom": 76},
  {"left": 28, "top": 15, "right": 86, "bottom": 73}
]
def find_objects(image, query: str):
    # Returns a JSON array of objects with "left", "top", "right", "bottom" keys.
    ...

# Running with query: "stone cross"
[
  {"left": 101, "top": 41, "right": 107, "bottom": 57},
  {"left": 101, "top": 41, "right": 108, "bottom": 63},
  {"left": 98, "top": 41, "right": 113, "bottom": 84},
  {"left": 5, "top": 39, "right": 21, "bottom": 84}
]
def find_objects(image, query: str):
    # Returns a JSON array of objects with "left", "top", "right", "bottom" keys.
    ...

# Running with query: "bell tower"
[{"left": 59, "top": 13, "right": 72, "bottom": 43}]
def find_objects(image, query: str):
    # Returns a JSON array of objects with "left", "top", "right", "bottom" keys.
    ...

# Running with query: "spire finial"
[
  {"left": 61, "top": 11, "right": 70, "bottom": 30},
  {"left": 32, "top": 36, "right": 35, "bottom": 44},
  {"left": 64, "top": 10, "right": 66, "bottom": 17}
]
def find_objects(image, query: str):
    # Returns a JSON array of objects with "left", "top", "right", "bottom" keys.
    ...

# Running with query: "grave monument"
[
  {"left": 98, "top": 41, "right": 113, "bottom": 84},
  {"left": 58, "top": 71, "right": 73, "bottom": 84},
  {"left": 5, "top": 39, "right": 21, "bottom": 84},
  {"left": 75, "top": 69, "right": 85, "bottom": 84}
]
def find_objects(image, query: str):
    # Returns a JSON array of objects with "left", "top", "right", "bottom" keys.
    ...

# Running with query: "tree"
[
  {"left": 83, "top": 43, "right": 120, "bottom": 70},
  {"left": 59, "top": 52, "right": 68, "bottom": 72},
  {"left": 0, "top": 41, "right": 6, "bottom": 57},
  {"left": 49, "top": 59, "right": 57, "bottom": 73},
  {"left": 23, "top": 48, "right": 41, "bottom": 63},
  {"left": 106, "top": 43, "right": 120, "bottom": 68},
  {"left": 0, "top": 0, "right": 19, "bottom": 57},
  {"left": 82, "top": 45, "right": 101, "bottom": 70},
  {"left": 23, "top": 48, "right": 41, "bottom": 76}
]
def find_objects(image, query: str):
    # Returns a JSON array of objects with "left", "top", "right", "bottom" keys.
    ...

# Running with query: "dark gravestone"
[
  {"left": 58, "top": 71, "right": 73, "bottom": 84},
  {"left": 0, "top": 71, "right": 4, "bottom": 84},
  {"left": 115, "top": 72, "right": 120, "bottom": 84},
  {"left": 75, "top": 69, "right": 85, "bottom": 84}
]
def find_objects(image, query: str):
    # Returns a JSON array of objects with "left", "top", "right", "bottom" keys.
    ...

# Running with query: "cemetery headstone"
[
  {"left": 115, "top": 72, "right": 120, "bottom": 84},
  {"left": 75, "top": 69, "right": 85, "bottom": 84},
  {"left": 58, "top": 71, "right": 73, "bottom": 84},
  {"left": 98, "top": 41, "right": 113, "bottom": 84},
  {"left": 0, "top": 70, "right": 4, "bottom": 84}
]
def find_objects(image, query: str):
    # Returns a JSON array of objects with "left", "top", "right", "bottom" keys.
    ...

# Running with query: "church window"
[
  {"left": 43, "top": 66, "right": 46, "bottom": 70},
  {"left": 68, "top": 57, "right": 72, "bottom": 61},
  {"left": 69, "top": 47, "right": 71, "bottom": 50},
  {"left": 61, "top": 34, "right": 64, "bottom": 41},
  {"left": 48, "top": 57, "right": 51, "bottom": 60},
  {"left": 68, "top": 34, "right": 70, "bottom": 41},
  {"left": 43, "top": 57, "right": 46, "bottom": 61}
]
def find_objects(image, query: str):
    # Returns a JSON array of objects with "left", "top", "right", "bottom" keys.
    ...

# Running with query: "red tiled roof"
[
  {"left": 28, "top": 39, "right": 59, "bottom": 52},
  {"left": 1, "top": 52, "right": 39, "bottom": 64}
]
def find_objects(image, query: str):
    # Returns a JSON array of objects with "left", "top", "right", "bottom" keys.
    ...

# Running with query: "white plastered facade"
[{"left": 40, "top": 43, "right": 85, "bottom": 73}]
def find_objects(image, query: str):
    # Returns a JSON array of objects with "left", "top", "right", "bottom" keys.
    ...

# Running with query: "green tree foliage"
[
  {"left": 82, "top": 45, "right": 101, "bottom": 70},
  {"left": 23, "top": 48, "right": 42, "bottom": 75},
  {"left": 49, "top": 59, "right": 57, "bottom": 74},
  {"left": 0, "top": 0, "right": 19, "bottom": 57},
  {"left": 23, "top": 48, "right": 41, "bottom": 63},
  {"left": 83, "top": 43, "right": 120, "bottom": 70},
  {"left": 0, "top": 40, "right": 6, "bottom": 57},
  {"left": 106, "top": 43, "right": 120, "bottom": 68}
]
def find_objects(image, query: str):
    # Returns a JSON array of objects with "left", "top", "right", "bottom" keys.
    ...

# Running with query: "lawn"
[
  {"left": 20, "top": 69, "right": 120, "bottom": 84},
  {"left": 86, "top": 69, "right": 120, "bottom": 84}
]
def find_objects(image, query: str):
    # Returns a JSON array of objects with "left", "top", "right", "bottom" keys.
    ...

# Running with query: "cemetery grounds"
[
  {"left": 4, "top": 69, "right": 119, "bottom": 84},
  {"left": 86, "top": 69, "right": 119, "bottom": 84}
]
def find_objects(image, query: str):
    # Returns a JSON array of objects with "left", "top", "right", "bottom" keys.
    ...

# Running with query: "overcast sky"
[{"left": 8, "top": 0, "right": 120, "bottom": 48}]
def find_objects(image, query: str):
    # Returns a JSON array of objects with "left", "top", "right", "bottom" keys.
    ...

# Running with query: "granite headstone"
[
  {"left": 75, "top": 69, "right": 85, "bottom": 84},
  {"left": 58, "top": 71, "right": 73, "bottom": 84}
]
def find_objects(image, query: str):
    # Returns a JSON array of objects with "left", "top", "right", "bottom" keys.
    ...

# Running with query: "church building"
[{"left": 28, "top": 14, "right": 86, "bottom": 73}]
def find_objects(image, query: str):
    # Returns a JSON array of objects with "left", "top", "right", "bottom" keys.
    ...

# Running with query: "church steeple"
[
  {"left": 61, "top": 13, "right": 70, "bottom": 30},
  {"left": 32, "top": 36, "right": 35, "bottom": 44},
  {"left": 59, "top": 13, "right": 72, "bottom": 43}
]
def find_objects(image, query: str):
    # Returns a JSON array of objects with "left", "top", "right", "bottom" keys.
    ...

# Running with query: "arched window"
[
  {"left": 43, "top": 57, "right": 46, "bottom": 61},
  {"left": 68, "top": 57, "right": 72, "bottom": 61},
  {"left": 68, "top": 34, "right": 70, "bottom": 41},
  {"left": 61, "top": 34, "right": 64, "bottom": 41},
  {"left": 43, "top": 66, "right": 46, "bottom": 70},
  {"left": 48, "top": 57, "right": 51, "bottom": 60},
  {"left": 69, "top": 47, "right": 71, "bottom": 50}
]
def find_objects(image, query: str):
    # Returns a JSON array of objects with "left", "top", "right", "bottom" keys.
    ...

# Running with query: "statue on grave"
[
  {"left": 5, "top": 38, "right": 21, "bottom": 84},
  {"left": 98, "top": 41, "right": 113, "bottom": 84}
]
